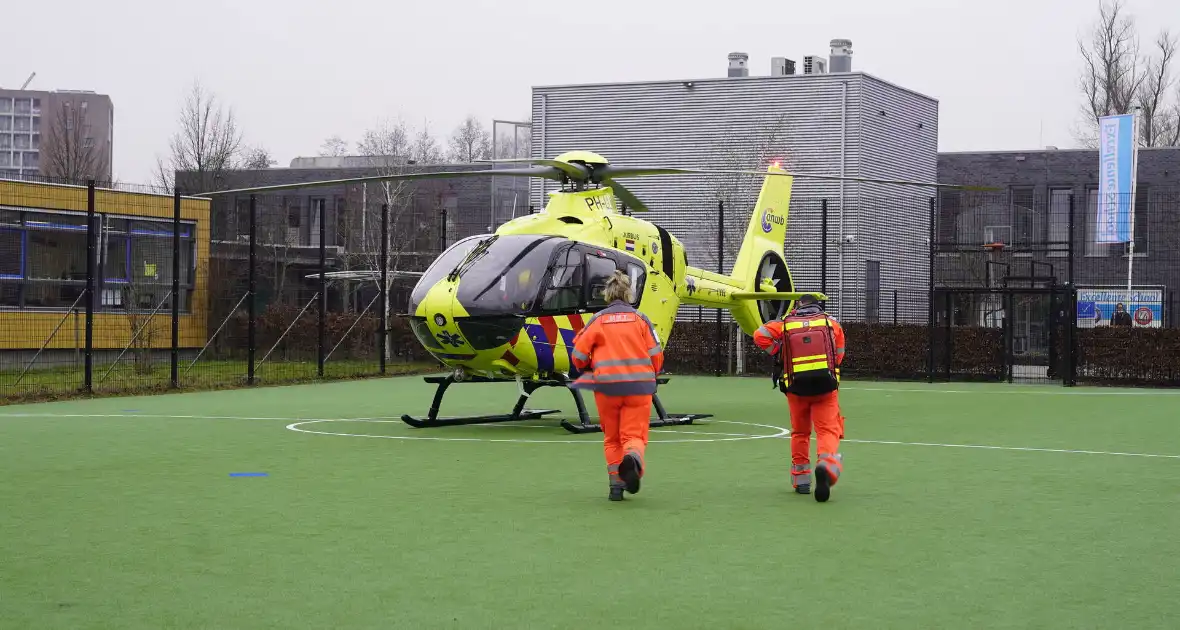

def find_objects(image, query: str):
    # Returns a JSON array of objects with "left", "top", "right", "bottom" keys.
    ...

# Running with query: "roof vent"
[
  {"left": 727, "top": 52, "right": 749, "bottom": 77},
  {"left": 829, "top": 38, "right": 853, "bottom": 73}
]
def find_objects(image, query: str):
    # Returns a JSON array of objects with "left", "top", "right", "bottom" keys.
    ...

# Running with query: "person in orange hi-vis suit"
[
  {"left": 752, "top": 295, "right": 846, "bottom": 502},
  {"left": 570, "top": 270, "right": 664, "bottom": 502}
]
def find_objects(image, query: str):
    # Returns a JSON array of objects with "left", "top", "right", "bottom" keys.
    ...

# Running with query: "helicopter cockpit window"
[
  {"left": 408, "top": 234, "right": 485, "bottom": 314},
  {"left": 586, "top": 253, "right": 619, "bottom": 309},
  {"left": 539, "top": 246, "right": 585, "bottom": 313},
  {"left": 625, "top": 263, "right": 646, "bottom": 306},
  {"left": 454, "top": 235, "right": 567, "bottom": 317}
]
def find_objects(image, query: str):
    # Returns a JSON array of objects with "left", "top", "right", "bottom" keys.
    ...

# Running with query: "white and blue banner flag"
[{"left": 1096, "top": 113, "right": 1136, "bottom": 243}]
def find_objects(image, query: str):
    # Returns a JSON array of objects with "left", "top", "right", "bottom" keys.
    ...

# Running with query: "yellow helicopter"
[{"left": 208, "top": 151, "right": 956, "bottom": 433}]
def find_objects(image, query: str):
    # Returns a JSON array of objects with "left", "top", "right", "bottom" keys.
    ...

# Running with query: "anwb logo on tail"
[{"left": 761, "top": 207, "right": 785, "bottom": 233}]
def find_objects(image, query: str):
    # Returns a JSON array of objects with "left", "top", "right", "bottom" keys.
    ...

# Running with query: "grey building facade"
[
  {"left": 936, "top": 146, "right": 1180, "bottom": 332},
  {"left": 529, "top": 60, "right": 939, "bottom": 324},
  {"left": 937, "top": 147, "right": 1180, "bottom": 286},
  {"left": 0, "top": 88, "right": 114, "bottom": 182}
]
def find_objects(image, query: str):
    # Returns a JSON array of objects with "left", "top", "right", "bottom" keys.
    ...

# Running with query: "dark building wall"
[
  {"left": 936, "top": 148, "right": 1180, "bottom": 296},
  {"left": 178, "top": 163, "right": 496, "bottom": 254}
]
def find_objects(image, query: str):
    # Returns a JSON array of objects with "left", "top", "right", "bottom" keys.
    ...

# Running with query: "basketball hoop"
[{"left": 983, "top": 242, "right": 1005, "bottom": 252}]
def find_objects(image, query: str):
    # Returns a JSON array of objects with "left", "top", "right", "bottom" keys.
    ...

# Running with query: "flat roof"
[
  {"left": 939, "top": 146, "right": 1180, "bottom": 155},
  {"left": 532, "top": 70, "right": 939, "bottom": 104}
]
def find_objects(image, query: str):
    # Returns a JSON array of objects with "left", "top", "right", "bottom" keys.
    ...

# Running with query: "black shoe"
[
  {"left": 619, "top": 453, "right": 642, "bottom": 494},
  {"left": 814, "top": 466, "right": 832, "bottom": 503},
  {"left": 609, "top": 486, "right": 625, "bottom": 501},
  {"left": 795, "top": 483, "right": 811, "bottom": 495}
]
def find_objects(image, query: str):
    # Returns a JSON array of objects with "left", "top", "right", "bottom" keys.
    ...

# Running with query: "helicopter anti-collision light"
[{"left": 434, "top": 314, "right": 447, "bottom": 326}]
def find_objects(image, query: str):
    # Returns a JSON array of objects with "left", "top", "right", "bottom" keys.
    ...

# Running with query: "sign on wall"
[
  {"left": 1076, "top": 286, "right": 1164, "bottom": 328},
  {"left": 1095, "top": 113, "right": 1137, "bottom": 244}
]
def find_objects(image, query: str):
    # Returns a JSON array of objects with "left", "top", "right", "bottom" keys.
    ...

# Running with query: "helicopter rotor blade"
[
  {"left": 477, "top": 158, "right": 590, "bottom": 180},
  {"left": 595, "top": 165, "right": 987, "bottom": 190},
  {"left": 601, "top": 179, "right": 649, "bottom": 213},
  {"left": 197, "top": 166, "right": 565, "bottom": 196}
]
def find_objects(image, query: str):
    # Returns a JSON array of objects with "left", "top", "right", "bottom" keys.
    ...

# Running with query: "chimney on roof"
[
  {"left": 728, "top": 52, "right": 749, "bottom": 77},
  {"left": 829, "top": 38, "right": 853, "bottom": 73}
]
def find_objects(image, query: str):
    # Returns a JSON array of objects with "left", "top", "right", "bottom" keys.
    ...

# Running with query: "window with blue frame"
[{"left": 0, "top": 207, "right": 197, "bottom": 312}]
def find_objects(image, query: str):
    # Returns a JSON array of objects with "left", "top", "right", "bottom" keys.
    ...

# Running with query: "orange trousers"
[
  {"left": 786, "top": 391, "right": 844, "bottom": 485},
  {"left": 594, "top": 392, "right": 651, "bottom": 486}
]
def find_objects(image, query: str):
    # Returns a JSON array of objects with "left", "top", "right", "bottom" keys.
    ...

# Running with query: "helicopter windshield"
[
  {"left": 408, "top": 234, "right": 487, "bottom": 315},
  {"left": 453, "top": 234, "right": 568, "bottom": 316}
]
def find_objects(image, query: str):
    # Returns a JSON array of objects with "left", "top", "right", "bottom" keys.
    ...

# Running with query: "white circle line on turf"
[
  {"left": 3, "top": 411, "right": 1177, "bottom": 460},
  {"left": 283, "top": 418, "right": 789, "bottom": 444}
]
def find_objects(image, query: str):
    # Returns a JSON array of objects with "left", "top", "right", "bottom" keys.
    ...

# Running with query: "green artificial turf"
[{"left": 2, "top": 376, "right": 1179, "bottom": 629}]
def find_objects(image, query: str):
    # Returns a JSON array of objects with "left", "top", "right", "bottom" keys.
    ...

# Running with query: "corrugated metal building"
[{"left": 529, "top": 51, "right": 938, "bottom": 324}]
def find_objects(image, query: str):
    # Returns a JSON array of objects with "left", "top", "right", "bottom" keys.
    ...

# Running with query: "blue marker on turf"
[{"left": 229, "top": 472, "right": 268, "bottom": 477}]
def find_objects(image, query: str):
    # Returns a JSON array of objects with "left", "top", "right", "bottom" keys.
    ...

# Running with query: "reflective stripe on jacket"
[{"left": 570, "top": 301, "right": 664, "bottom": 395}]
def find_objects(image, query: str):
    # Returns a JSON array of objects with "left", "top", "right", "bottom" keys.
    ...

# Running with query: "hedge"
[{"left": 1077, "top": 327, "right": 1180, "bottom": 386}]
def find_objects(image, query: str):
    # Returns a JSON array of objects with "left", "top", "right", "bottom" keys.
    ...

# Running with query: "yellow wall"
[{"left": 0, "top": 180, "right": 211, "bottom": 350}]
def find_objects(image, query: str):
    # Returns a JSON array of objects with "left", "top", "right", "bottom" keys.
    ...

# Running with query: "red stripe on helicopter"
[
  {"left": 539, "top": 316, "right": 560, "bottom": 357},
  {"left": 499, "top": 331, "right": 522, "bottom": 366},
  {"left": 567, "top": 313, "right": 585, "bottom": 333}
]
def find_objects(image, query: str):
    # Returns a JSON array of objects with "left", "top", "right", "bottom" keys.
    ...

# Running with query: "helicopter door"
[
  {"left": 538, "top": 245, "right": 586, "bottom": 314},
  {"left": 585, "top": 251, "right": 620, "bottom": 310}
]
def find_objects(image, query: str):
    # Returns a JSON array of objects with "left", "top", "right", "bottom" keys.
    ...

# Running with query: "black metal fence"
[{"left": 3, "top": 178, "right": 1180, "bottom": 405}]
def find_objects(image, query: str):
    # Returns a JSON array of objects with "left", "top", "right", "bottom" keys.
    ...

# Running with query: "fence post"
[
  {"left": 170, "top": 188, "right": 181, "bottom": 388},
  {"left": 821, "top": 199, "right": 829, "bottom": 295},
  {"left": 1067, "top": 193, "right": 1076, "bottom": 286},
  {"left": 439, "top": 206, "right": 448, "bottom": 250},
  {"left": 1064, "top": 283, "right": 1077, "bottom": 387},
  {"left": 926, "top": 197, "right": 936, "bottom": 383},
  {"left": 84, "top": 180, "right": 96, "bottom": 392},
  {"left": 716, "top": 199, "right": 724, "bottom": 377},
  {"left": 318, "top": 200, "right": 327, "bottom": 378},
  {"left": 380, "top": 203, "right": 389, "bottom": 374},
  {"left": 247, "top": 194, "right": 257, "bottom": 385},
  {"left": 893, "top": 289, "right": 898, "bottom": 325}
]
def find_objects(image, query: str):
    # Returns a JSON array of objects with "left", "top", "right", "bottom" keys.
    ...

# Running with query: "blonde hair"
[{"left": 602, "top": 269, "right": 634, "bottom": 303}]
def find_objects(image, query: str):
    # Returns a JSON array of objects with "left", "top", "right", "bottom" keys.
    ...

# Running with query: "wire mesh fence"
[{"left": 4, "top": 178, "right": 1180, "bottom": 405}]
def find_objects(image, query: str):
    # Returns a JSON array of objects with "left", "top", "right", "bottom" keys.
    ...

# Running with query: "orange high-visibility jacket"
[
  {"left": 570, "top": 300, "right": 665, "bottom": 396},
  {"left": 753, "top": 306, "right": 846, "bottom": 381}
]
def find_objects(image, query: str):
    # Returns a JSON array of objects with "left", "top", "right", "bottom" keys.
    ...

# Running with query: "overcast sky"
[{"left": 7, "top": 0, "right": 1175, "bottom": 183}]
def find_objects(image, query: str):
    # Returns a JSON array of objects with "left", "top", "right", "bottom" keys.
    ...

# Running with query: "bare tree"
[
  {"left": 1076, "top": 0, "right": 1179, "bottom": 147},
  {"left": 241, "top": 145, "right": 277, "bottom": 169},
  {"left": 154, "top": 81, "right": 243, "bottom": 192},
  {"left": 411, "top": 120, "right": 444, "bottom": 164},
  {"left": 699, "top": 112, "right": 801, "bottom": 266},
  {"left": 319, "top": 135, "right": 350, "bottom": 157},
  {"left": 343, "top": 120, "right": 419, "bottom": 357},
  {"left": 447, "top": 116, "right": 491, "bottom": 162},
  {"left": 1138, "top": 31, "right": 1180, "bottom": 146},
  {"left": 40, "top": 101, "right": 110, "bottom": 183}
]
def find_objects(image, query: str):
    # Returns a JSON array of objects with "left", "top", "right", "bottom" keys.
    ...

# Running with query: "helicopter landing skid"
[
  {"left": 400, "top": 374, "right": 562, "bottom": 428},
  {"left": 559, "top": 378, "right": 712, "bottom": 434},
  {"left": 399, "top": 374, "right": 711, "bottom": 434}
]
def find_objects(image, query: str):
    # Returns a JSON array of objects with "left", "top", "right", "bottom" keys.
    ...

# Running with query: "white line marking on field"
[
  {"left": 842, "top": 385, "right": 1180, "bottom": 396},
  {"left": 284, "top": 418, "right": 789, "bottom": 444},
  {"left": 841, "top": 437, "right": 1180, "bottom": 459},
  {"left": 4, "top": 410, "right": 1178, "bottom": 460}
]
